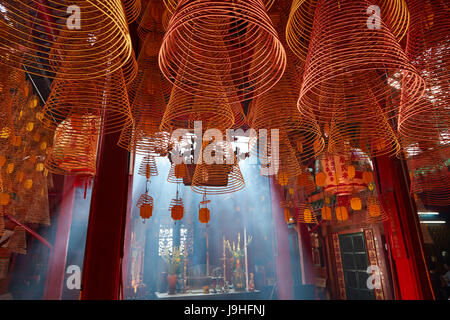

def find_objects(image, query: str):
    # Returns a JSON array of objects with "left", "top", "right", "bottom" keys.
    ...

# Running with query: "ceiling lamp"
[
  {"left": 399, "top": 0, "right": 450, "bottom": 148},
  {"left": 286, "top": 0, "right": 410, "bottom": 63},
  {"left": 159, "top": 0, "right": 286, "bottom": 103},
  {"left": 0, "top": 1, "right": 133, "bottom": 80}
]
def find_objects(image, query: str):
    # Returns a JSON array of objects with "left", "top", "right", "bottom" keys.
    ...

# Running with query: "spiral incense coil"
[
  {"left": 297, "top": 0, "right": 425, "bottom": 126},
  {"left": 169, "top": 195, "right": 184, "bottom": 220},
  {"left": 326, "top": 103, "right": 402, "bottom": 158},
  {"left": 286, "top": 0, "right": 410, "bottom": 62},
  {"left": 119, "top": 123, "right": 171, "bottom": 156},
  {"left": 25, "top": 173, "right": 50, "bottom": 225},
  {"left": 0, "top": 0, "right": 133, "bottom": 80},
  {"left": 191, "top": 140, "right": 245, "bottom": 195},
  {"left": 137, "top": 155, "right": 159, "bottom": 178},
  {"left": 167, "top": 163, "right": 190, "bottom": 184},
  {"left": 365, "top": 196, "right": 389, "bottom": 223},
  {"left": 160, "top": 83, "right": 235, "bottom": 133},
  {"left": 137, "top": 192, "right": 154, "bottom": 208},
  {"left": 138, "top": 0, "right": 167, "bottom": 39},
  {"left": 296, "top": 203, "right": 318, "bottom": 224},
  {"left": 44, "top": 114, "right": 99, "bottom": 176},
  {"left": 408, "top": 147, "right": 450, "bottom": 207},
  {"left": 398, "top": 0, "right": 450, "bottom": 146},
  {"left": 42, "top": 69, "right": 133, "bottom": 135},
  {"left": 123, "top": 0, "right": 142, "bottom": 24},
  {"left": 159, "top": 0, "right": 286, "bottom": 103},
  {"left": 6, "top": 226, "right": 27, "bottom": 254}
]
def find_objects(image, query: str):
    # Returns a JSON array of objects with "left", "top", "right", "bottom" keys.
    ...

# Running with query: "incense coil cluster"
[
  {"left": 42, "top": 69, "right": 133, "bottom": 135},
  {"left": 44, "top": 115, "right": 100, "bottom": 176},
  {"left": 167, "top": 163, "right": 189, "bottom": 184},
  {"left": 286, "top": 0, "right": 410, "bottom": 63},
  {"left": 123, "top": 0, "right": 142, "bottom": 24},
  {"left": 159, "top": 0, "right": 286, "bottom": 103},
  {"left": 0, "top": 0, "right": 133, "bottom": 80},
  {"left": 191, "top": 140, "right": 245, "bottom": 195},
  {"left": 408, "top": 147, "right": 450, "bottom": 207},
  {"left": 398, "top": 0, "right": 450, "bottom": 147},
  {"left": 297, "top": 0, "right": 424, "bottom": 155}
]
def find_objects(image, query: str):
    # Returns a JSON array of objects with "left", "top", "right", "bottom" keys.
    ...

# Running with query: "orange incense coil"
[
  {"left": 122, "top": 0, "right": 142, "bottom": 24},
  {"left": 169, "top": 196, "right": 184, "bottom": 220},
  {"left": 137, "top": 192, "right": 154, "bottom": 220},
  {"left": 297, "top": 0, "right": 425, "bottom": 126},
  {"left": 408, "top": 147, "right": 450, "bottom": 207},
  {"left": 137, "top": 155, "right": 159, "bottom": 178},
  {"left": 191, "top": 140, "right": 245, "bottom": 195},
  {"left": 118, "top": 122, "right": 171, "bottom": 156},
  {"left": 159, "top": 0, "right": 286, "bottom": 103},
  {"left": 167, "top": 163, "right": 190, "bottom": 184},
  {"left": 0, "top": 1, "right": 133, "bottom": 80},
  {"left": 296, "top": 203, "right": 318, "bottom": 224},
  {"left": 365, "top": 195, "right": 389, "bottom": 223},
  {"left": 44, "top": 114, "right": 99, "bottom": 176},
  {"left": 42, "top": 69, "right": 133, "bottom": 135},
  {"left": 398, "top": 0, "right": 450, "bottom": 147},
  {"left": 160, "top": 83, "right": 235, "bottom": 133},
  {"left": 286, "top": 0, "right": 410, "bottom": 63},
  {"left": 138, "top": 0, "right": 167, "bottom": 39}
]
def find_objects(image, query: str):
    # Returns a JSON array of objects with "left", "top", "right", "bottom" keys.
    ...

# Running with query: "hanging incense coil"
[
  {"left": 408, "top": 147, "right": 450, "bottom": 207},
  {"left": 169, "top": 196, "right": 184, "bottom": 220},
  {"left": 138, "top": 0, "right": 167, "bottom": 39},
  {"left": 25, "top": 173, "right": 50, "bottom": 225},
  {"left": 160, "top": 83, "right": 235, "bottom": 133},
  {"left": 167, "top": 163, "right": 189, "bottom": 184},
  {"left": 137, "top": 155, "right": 159, "bottom": 179},
  {"left": 296, "top": 203, "right": 318, "bottom": 224},
  {"left": 286, "top": 0, "right": 410, "bottom": 62},
  {"left": 0, "top": 1, "right": 133, "bottom": 80},
  {"left": 297, "top": 0, "right": 425, "bottom": 129},
  {"left": 398, "top": 0, "right": 450, "bottom": 147},
  {"left": 365, "top": 195, "right": 389, "bottom": 223},
  {"left": 137, "top": 193, "right": 154, "bottom": 220},
  {"left": 42, "top": 69, "right": 133, "bottom": 135},
  {"left": 123, "top": 0, "right": 142, "bottom": 24},
  {"left": 6, "top": 226, "right": 27, "bottom": 254},
  {"left": 191, "top": 140, "right": 245, "bottom": 195},
  {"left": 159, "top": 0, "right": 286, "bottom": 103},
  {"left": 44, "top": 114, "right": 99, "bottom": 176}
]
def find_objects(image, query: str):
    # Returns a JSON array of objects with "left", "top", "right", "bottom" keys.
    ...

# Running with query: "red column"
[
  {"left": 269, "top": 179, "right": 293, "bottom": 299},
  {"left": 43, "top": 175, "right": 76, "bottom": 300},
  {"left": 373, "top": 155, "right": 434, "bottom": 300},
  {"left": 80, "top": 130, "right": 130, "bottom": 300}
]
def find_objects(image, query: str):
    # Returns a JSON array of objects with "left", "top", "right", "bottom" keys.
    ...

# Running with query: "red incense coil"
[
  {"left": 159, "top": 0, "right": 286, "bottom": 103},
  {"left": 0, "top": 0, "right": 133, "bottom": 80},
  {"left": 398, "top": 0, "right": 450, "bottom": 147},
  {"left": 42, "top": 69, "right": 133, "bottom": 135},
  {"left": 297, "top": 0, "right": 425, "bottom": 143}
]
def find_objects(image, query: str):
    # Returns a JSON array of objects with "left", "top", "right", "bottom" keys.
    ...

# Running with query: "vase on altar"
[
  {"left": 232, "top": 259, "right": 246, "bottom": 291},
  {"left": 167, "top": 274, "right": 177, "bottom": 295}
]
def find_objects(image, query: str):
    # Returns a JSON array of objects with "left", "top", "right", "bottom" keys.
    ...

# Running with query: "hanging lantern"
[
  {"left": 350, "top": 197, "right": 362, "bottom": 211},
  {"left": 348, "top": 165, "right": 356, "bottom": 179},
  {"left": 315, "top": 172, "right": 326, "bottom": 187},
  {"left": 362, "top": 171, "right": 374, "bottom": 184},
  {"left": 321, "top": 206, "right": 332, "bottom": 220},
  {"left": 336, "top": 207, "right": 349, "bottom": 221},
  {"left": 137, "top": 193, "right": 154, "bottom": 221}
]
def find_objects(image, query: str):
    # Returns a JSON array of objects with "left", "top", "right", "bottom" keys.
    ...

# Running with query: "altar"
[{"left": 155, "top": 289, "right": 261, "bottom": 300}]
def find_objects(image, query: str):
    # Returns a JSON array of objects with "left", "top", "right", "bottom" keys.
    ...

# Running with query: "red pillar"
[
  {"left": 269, "top": 179, "right": 293, "bottom": 299},
  {"left": 80, "top": 130, "right": 130, "bottom": 300},
  {"left": 43, "top": 175, "right": 76, "bottom": 300},
  {"left": 373, "top": 155, "right": 434, "bottom": 300}
]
